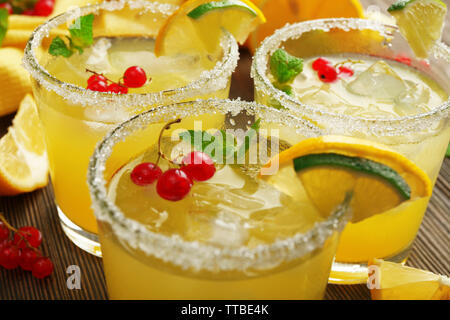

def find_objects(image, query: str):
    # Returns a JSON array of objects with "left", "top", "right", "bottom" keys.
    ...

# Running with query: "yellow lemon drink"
[
  {"left": 252, "top": 19, "right": 450, "bottom": 283},
  {"left": 87, "top": 99, "right": 351, "bottom": 299},
  {"left": 23, "top": 0, "right": 244, "bottom": 256}
]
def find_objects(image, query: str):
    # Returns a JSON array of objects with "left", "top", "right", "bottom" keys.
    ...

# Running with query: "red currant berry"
[
  {"left": 13, "top": 226, "right": 42, "bottom": 249},
  {"left": 318, "top": 65, "right": 338, "bottom": 83},
  {"left": 130, "top": 162, "right": 162, "bottom": 186},
  {"left": 0, "top": 244, "right": 21, "bottom": 269},
  {"left": 156, "top": 169, "right": 193, "bottom": 201},
  {"left": 312, "top": 57, "right": 330, "bottom": 71},
  {"left": 0, "top": 222, "right": 9, "bottom": 240},
  {"left": 87, "top": 80, "right": 108, "bottom": 92},
  {"left": 181, "top": 151, "right": 216, "bottom": 182},
  {"left": 32, "top": 257, "right": 53, "bottom": 279},
  {"left": 0, "top": 239, "right": 11, "bottom": 251},
  {"left": 0, "top": 3, "right": 13, "bottom": 14},
  {"left": 123, "top": 66, "right": 147, "bottom": 88},
  {"left": 107, "top": 83, "right": 128, "bottom": 94},
  {"left": 338, "top": 66, "right": 354, "bottom": 77},
  {"left": 19, "top": 247, "right": 40, "bottom": 271},
  {"left": 87, "top": 74, "right": 107, "bottom": 86},
  {"left": 33, "top": 0, "right": 54, "bottom": 17}
]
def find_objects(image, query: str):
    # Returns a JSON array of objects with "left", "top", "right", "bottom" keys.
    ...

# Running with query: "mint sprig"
[
  {"left": 49, "top": 14, "right": 94, "bottom": 57},
  {"left": 387, "top": 0, "right": 414, "bottom": 12},
  {"left": 179, "top": 119, "right": 261, "bottom": 163},
  {"left": 269, "top": 48, "right": 303, "bottom": 84},
  {"left": 0, "top": 8, "right": 8, "bottom": 47}
]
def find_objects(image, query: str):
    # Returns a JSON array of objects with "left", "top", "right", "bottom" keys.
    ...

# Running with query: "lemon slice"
[
  {"left": 247, "top": 0, "right": 364, "bottom": 53},
  {"left": 388, "top": 0, "right": 447, "bottom": 58},
  {"left": 369, "top": 259, "right": 450, "bottom": 300},
  {"left": 260, "top": 135, "right": 432, "bottom": 223},
  {"left": 0, "top": 94, "right": 49, "bottom": 196},
  {"left": 155, "top": 0, "right": 265, "bottom": 56}
]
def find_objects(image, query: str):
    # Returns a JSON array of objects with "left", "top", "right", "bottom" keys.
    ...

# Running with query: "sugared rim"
[
  {"left": 251, "top": 18, "right": 450, "bottom": 137},
  {"left": 23, "top": 0, "right": 239, "bottom": 109},
  {"left": 87, "top": 99, "right": 349, "bottom": 273}
]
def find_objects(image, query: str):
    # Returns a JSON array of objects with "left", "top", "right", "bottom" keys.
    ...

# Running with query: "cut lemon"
[
  {"left": 369, "top": 259, "right": 450, "bottom": 300},
  {"left": 247, "top": 0, "right": 364, "bottom": 53},
  {"left": 260, "top": 135, "right": 432, "bottom": 223},
  {"left": 388, "top": 0, "right": 447, "bottom": 58},
  {"left": 0, "top": 94, "right": 49, "bottom": 196},
  {"left": 155, "top": 0, "right": 265, "bottom": 56}
]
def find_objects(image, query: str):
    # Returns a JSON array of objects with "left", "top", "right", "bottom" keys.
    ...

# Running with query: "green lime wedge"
[
  {"left": 388, "top": 0, "right": 447, "bottom": 58},
  {"left": 187, "top": 0, "right": 257, "bottom": 19},
  {"left": 293, "top": 153, "right": 411, "bottom": 200}
]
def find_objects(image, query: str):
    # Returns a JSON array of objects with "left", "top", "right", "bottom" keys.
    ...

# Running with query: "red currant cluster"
[
  {"left": 0, "top": 0, "right": 55, "bottom": 16},
  {"left": 312, "top": 57, "right": 354, "bottom": 83},
  {"left": 0, "top": 216, "right": 53, "bottom": 279},
  {"left": 86, "top": 66, "right": 148, "bottom": 94},
  {"left": 130, "top": 120, "right": 216, "bottom": 201}
]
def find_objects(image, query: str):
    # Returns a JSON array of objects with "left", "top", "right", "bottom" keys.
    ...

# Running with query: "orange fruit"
[
  {"left": 247, "top": 0, "right": 364, "bottom": 52},
  {"left": 0, "top": 94, "right": 49, "bottom": 196}
]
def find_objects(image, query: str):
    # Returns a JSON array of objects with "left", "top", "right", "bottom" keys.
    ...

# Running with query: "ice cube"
[
  {"left": 394, "top": 80, "right": 431, "bottom": 115},
  {"left": 347, "top": 61, "right": 407, "bottom": 100},
  {"left": 85, "top": 38, "right": 112, "bottom": 74}
]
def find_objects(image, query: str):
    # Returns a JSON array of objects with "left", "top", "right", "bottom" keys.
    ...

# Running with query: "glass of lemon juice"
[
  {"left": 87, "top": 99, "right": 353, "bottom": 299},
  {"left": 23, "top": 0, "right": 240, "bottom": 256},
  {"left": 252, "top": 18, "right": 449, "bottom": 283}
]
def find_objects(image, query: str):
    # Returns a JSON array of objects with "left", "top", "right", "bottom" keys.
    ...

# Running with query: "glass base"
[
  {"left": 328, "top": 247, "right": 411, "bottom": 284},
  {"left": 58, "top": 206, "right": 102, "bottom": 257}
]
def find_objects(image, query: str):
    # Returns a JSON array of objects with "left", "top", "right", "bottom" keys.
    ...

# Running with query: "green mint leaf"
[
  {"left": 270, "top": 48, "right": 303, "bottom": 83},
  {"left": 446, "top": 143, "right": 450, "bottom": 157},
  {"left": 49, "top": 36, "right": 74, "bottom": 57},
  {"left": 0, "top": 8, "right": 8, "bottom": 47},
  {"left": 387, "top": 0, "right": 413, "bottom": 12},
  {"left": 69, "top": 13, "right": 94, "bottom": 48},
  {"left": 49, "top": 37, "right": 73, "bottom": 57}
]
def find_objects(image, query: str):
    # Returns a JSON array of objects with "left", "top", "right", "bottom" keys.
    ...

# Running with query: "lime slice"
[
  {"left": 388, "top": 0, "right": 447, "bottom": 58},
  {"left": 260, "top": 135, "right": 432, "bottom": 223}
]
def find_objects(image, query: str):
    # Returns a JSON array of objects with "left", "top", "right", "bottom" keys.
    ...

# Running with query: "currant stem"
[
  {"left": 0, "top": 213, "right": 42, "bottom": 256},
  {"left": 156, "top": 119, "right": 182, "bottom": 166},
  {"left": 85, "top": 69, "right": 125, "bottom": 86}
]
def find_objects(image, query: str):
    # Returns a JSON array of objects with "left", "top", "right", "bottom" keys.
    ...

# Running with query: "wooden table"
[{"left": 0, "top": 1, "right": 449, "bottom": 300}]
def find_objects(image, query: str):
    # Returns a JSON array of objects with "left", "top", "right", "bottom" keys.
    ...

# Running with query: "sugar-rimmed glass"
[
  {"left": 252, "top": 18, "right": 450, "bottom": 283},
  {"left": 23, "top": 0, "right": 239, "bottom": 256},
  {"left": 88, "top": 99, "right": 350, "bottom": 299}
]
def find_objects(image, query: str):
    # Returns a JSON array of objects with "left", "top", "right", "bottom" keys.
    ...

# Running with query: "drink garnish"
[
  {"left": 178, "top": 118, "right": 261, "bottom": 163},
  {"left": 260, "top": 135, "right": 432, "bottom": 223},
  {"left": 49, "top": 13, "right": 94, "bottom": 57},
  {"left": 130, "top": 118, "right": 218, "bottom": 201},
  {"left": 388, "top": 0, "right": 447, "bottom": 58},
  {"left": 154, "top": 0, "right": 265, "bottom": 56},
  {"left": 269, "top": 48, "right": 303, "bottom": 84},
  {"left": 187, "top": 0, "right": 258, "bottom": 19}
]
